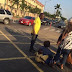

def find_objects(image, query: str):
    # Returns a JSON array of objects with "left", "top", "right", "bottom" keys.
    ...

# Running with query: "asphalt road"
[{"left": 0, "top": 22, "right": 72, "bottom": 72}]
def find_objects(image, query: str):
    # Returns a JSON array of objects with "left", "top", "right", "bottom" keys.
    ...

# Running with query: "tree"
[
  {"left": 30, "top": 7, "right": 41, "bottom": 14},
  {"left": 54, "top": 4, "right": 62, "bottom": 10},
  {"left": 44, "top": 12, "right": 51, "bottom": 17},
  {"left": 34, "top": 6, "right": 41, "bottom": 14},
  {"left": 20, "top": 0, "right": 31, "bottom": 17},
  {"left": 44, "top": 11, "right": 56, "bottom": 19},
  {"left": 50, "top": 14, "right": 56, "bottom": 19},
  {"left": 1, "top": 6, "right": 3, "bottom": 9},
  {"left": 30, "top": 8, "right": 35, "bottom": 13},
  {"left": 61, "top": 16, "right": 67, "bottom": 21},
  {"left": 44, "top": 12, "right": 48, "bottom": 16},
  {"left": 12, "top": 0, "right": 20, "bottom": 16},
  {"left": 0, "top": 3, "right": 1, "bottom": 8},
  {"left": 27, "top": 6, "right": 32, "bottom": 15},
  {"left": 54, "top": 4, "right": 62, "bottom": 16},
  {"left": 9, "top": 0, "right": 15, "bottom": 12},
  {"left": 28, "top": 6, "right": 32, "bottom": 12},
  {"left": 20, "top": 0, "right": 26, "bottom": 17},
  {"left": 56, "top": 10, "right": 61, "bottom": 16}
]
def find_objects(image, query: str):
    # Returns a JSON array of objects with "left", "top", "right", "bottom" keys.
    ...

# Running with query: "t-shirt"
[
  {"left": 31, "top": 17, "right": 41, "bottom": 34},
  {"left": 60, "top": 31, "right": 72, "bottom": 50},
  {"left": 40, "top": 46, "right": 54, "bottom": 56}
]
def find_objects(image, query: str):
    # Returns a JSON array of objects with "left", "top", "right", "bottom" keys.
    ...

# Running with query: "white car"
[{"left": 0, "top": 9, "right": 13, "bottom": 24}]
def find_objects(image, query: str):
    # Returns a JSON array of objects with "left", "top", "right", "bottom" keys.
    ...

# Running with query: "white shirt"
[{"left": 60, "top": 31, "right": 72, "bottom": 50}]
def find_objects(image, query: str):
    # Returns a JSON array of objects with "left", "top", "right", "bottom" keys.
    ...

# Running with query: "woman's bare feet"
[
  {"left": 60, "top": 64, "right": 63, "bottom": 69},
  {"left": 54, "top": 61, "right": 56, "bottom": 64},
  {"left": 71, "top": 62, "right": 72, "bottom": 64}
]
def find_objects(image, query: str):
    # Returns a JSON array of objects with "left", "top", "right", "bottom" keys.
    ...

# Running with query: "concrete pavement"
[{"left": 0, "top": 23, "right": 72, "bottom": 72}]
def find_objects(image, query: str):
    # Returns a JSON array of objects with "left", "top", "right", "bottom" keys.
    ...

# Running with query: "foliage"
[
  {"left": 61, "top": 16, "right": 67, "bottom": 21},
  {"left": 30, "top": 6, "right": 41, "bottom": 14},
  {"left": 44, "top": 11, "right": 56, "bottom": 19},
  {"left": 54, "top": 4, "right": 62, "bottom": 16}
]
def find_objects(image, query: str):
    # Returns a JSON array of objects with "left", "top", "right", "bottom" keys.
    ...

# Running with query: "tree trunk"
[{"left": 23, "top": 11, "right": 26, "bottom": 17}]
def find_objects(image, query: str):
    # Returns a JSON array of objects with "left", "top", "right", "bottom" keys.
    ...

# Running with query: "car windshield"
[
  {"left": 24, "top": 16, "right": 33, "bottom": 19},
  {"left": 5, "top": 10, "right": 11, "bottom": 15}
]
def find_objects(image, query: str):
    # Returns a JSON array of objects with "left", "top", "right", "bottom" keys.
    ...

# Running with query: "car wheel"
[
  {"left": 29, "top": 22, "right": 31, "bottom": 26},
  {"left": 4, "top": 19, "right": 10, "bottom": 25},
  {"left": 58, "top": 26, "right": 61, "bottom": 28}
]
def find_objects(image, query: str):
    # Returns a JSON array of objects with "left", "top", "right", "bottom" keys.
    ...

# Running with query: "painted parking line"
[
  {"left": 0, "top": 42, "right": 56, "bottom": 45},
  {"left": 0, "top": 34, "right": 24, "bottom": 36},
  {"left": 0, "top": 34, "right": 31, "bottom": 38},
  {"left": 0, "top": 28, "right": 57, "bottom": 44},
  {"left": 5, "top": 27, "right": 57, "bottom": 51},
  {"left": 0, "top": 42, "right": 31, "bottom": 44},
  {"left": 0, "top": 30, "right": 44, "bottom": 72},
  {"left": 0, "top": 56, "right": 35, "bottom": 61},
  {"left": 9, "top": 28, "right": 57, "bottom": 53},
  {"left": 14, "top": 29, "right": 24, "bottom": 34},
  {"left": 0, "top": 57, "right": 25, "bottom": 61},
  {"left": 0, "top": 34, "right": 56, "bottom": 42},
  {"left": 23, "top": 34, "right": 56, "bottom": 54}
]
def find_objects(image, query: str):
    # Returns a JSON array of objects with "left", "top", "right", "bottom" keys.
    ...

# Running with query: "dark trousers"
[
  {"left": 54, "top": 47, "right": 70, "bottom": 65},
  {"left": 45, "top": 56, "right": 53, "bottom": 64},
  {"left": 30, "top": 34, "right": 38, "bottom": 50}
]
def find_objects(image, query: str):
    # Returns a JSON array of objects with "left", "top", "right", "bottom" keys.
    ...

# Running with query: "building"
[
  {"left": 0, "top": 0, "right": 44, "bottom": 17},
  {"left": 25, "top": 0, "right": 44, "bottom": 12}
]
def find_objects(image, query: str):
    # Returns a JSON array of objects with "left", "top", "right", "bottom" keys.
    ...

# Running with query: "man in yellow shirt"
[{"left": 29, "top": 13, "right": 44, "bottom": 52}]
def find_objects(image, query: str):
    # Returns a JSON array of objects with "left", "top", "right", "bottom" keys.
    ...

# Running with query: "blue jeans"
[
  {"left": 45, "top": 56, "right": 53, "bottom": 64},
  {"left": 54, "top": 47, "right": 70, "bottom": 65}
]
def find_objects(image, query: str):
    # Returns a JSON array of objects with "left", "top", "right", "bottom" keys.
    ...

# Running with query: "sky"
[{"left": 38, "top": 0, "right": 72, "bottom": 19}]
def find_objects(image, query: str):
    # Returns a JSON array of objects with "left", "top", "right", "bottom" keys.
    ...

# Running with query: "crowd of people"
[{"left": 29, "top": 13, "right": 72, "bottom": 70}]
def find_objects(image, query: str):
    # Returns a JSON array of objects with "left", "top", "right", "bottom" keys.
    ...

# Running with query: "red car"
[{"left": 19, "top": 16, "right": 35, "bottom": 26}]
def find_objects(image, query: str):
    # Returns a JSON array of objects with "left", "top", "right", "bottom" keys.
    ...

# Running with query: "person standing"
[
  {"left": 29, "top": 13, "right": 44, "bottom": 52},
  {"left": 53, "top": 17, "right": 72, "bottom": 69}
]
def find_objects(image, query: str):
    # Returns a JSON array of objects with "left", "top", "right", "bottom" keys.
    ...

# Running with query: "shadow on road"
[{"left": 0, "top": 27, "right": 71, "bottom": 72}]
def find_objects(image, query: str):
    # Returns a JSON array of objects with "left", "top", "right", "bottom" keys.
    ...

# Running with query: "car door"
[
  {"left": 0, "top": 9, "right": 5, "bottom": 21},
  {"left": 31, "top": 18, "right": 34, "bottom": 25}
]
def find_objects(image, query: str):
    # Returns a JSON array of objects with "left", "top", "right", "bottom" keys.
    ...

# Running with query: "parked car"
[
  {"left": 19, "top": 16, "right": 35, "bottom": 26},
  {"left": 53, "top": 20, "right": 66, "bottom": 29},
  {"left": 41, "top": 18, "right": 56, "bottom": 26},
  {"left": 52, "top": 20, "right": 57, "bottom": 24},
  {"left": 41, "top": 18, "right": 49, "bottom": 25},
  {"left": 0, "top": 9, "right": 13, "bottom": 24}
]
